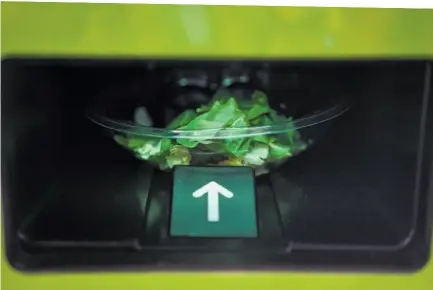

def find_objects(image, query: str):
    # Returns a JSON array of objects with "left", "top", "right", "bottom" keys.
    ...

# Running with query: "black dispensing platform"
[{"left": 2, "top": 59, "right": 432, "bottom": 272}]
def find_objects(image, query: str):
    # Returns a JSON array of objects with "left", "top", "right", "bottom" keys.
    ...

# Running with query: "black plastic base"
[
  {"left": 18, "top": 164, "right": 292, "bottom": 253},
  {"left": 2, "top": 58, "right": 432, "bottom": 272}
]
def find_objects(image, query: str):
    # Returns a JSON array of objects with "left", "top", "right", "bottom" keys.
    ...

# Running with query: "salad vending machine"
[{"left": 1, "top": 3, "right": 433, "bottom": 290}]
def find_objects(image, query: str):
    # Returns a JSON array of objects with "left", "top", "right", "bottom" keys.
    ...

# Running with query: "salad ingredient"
[
  {"left": 113, "top": 90, "right": 307, "bottom": 172},
  {"left": 166, "top": 145, "right": 192, "bottom": 168}
]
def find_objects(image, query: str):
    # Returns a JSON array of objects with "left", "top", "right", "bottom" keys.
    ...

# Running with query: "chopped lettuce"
[
  {"left": 113, "top": 90, "right": 308, "bottom": 172},
  {"left": 114, "top": 135, "right": 171, "bottom": 161},
  {"left": 243, "top": 142, "right": 269, "bottom": 166},
  {"left": 165, "top": 145, "right": 192, "bottom": 168},
  {"left": 217, "top": 157, "right": 244, "bottom": 166},
  {"left": 166, "top": 109, "right": 197, "bottom": 129}
]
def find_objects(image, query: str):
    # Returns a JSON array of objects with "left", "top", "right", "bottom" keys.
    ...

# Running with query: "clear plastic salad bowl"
[{"left": 89, "top": 90, "right": 351, "bottom": 176}]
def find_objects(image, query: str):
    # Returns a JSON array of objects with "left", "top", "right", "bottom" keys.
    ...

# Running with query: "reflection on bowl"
[{"left": 89, "top": 90, "right": 350, "bottom": 176}]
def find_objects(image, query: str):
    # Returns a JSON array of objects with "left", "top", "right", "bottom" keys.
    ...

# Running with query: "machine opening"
[{"left": 2, "top": 59, "right": 432, "bottom": 271}]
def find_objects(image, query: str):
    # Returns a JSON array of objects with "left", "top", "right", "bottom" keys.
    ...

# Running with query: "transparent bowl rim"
[{"left": 88, "top": 100, "right": 351, "bottom": 140}]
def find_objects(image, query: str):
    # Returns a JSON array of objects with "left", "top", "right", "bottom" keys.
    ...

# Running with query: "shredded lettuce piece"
[
  {"left": 113, "top": 90, "right": 308, "bottom": 171},
  {"left": 166, "top": 145, "right": 192, "bottom": 168},
  {"left": 166, "top": 109, "right": 197, "bottom": 129},
  {"left": 243, "top": 142, "right": 269, "bottom": 166}
]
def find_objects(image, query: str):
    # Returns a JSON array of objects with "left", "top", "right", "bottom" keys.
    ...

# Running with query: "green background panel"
[
  {"left": 1, "top": 2, "right": 432, "bottom": 290},
  {"left": 1, "top": 3, "right": 433, "bottom": 57}
]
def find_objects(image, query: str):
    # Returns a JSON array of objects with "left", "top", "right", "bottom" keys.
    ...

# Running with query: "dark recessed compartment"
[{"left": 1, "top": 59, "right": 432, "bottom": 272}]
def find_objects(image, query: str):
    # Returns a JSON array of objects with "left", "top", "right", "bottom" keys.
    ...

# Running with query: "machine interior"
[{"left": 2, "top": 59, "right": 432, "bottom": 271}]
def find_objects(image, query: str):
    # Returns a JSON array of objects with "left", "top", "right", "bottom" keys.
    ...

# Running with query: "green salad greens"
[{"left": 113, "top": 91, "right": 308, "bottom": 171}]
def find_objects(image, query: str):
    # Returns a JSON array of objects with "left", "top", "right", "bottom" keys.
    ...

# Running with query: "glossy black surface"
[{"left": 1, "top": 59, "right": 432, "bottom": 271}]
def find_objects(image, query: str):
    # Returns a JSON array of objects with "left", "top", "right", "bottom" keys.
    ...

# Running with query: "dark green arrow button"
[{"left": 169, "top": 166, "right": 258, "bottom": 238}]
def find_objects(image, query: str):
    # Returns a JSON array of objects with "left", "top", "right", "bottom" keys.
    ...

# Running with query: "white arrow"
[{"left": 192, "top": 181, "right": 234, "bottom": 222}]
